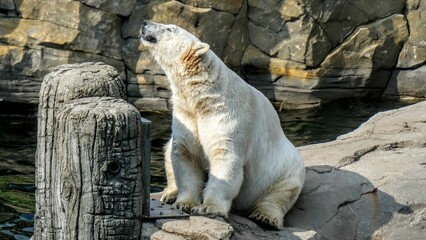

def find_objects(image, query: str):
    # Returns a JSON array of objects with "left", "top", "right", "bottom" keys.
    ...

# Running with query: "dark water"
[{"left": 0, "top": 99, "right": 413, "bottom": 239}]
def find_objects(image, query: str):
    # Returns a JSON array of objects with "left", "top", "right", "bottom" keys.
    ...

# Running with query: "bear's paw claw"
[
  {"left": 160, "top": 189, "right": 178, "bottom": 204},
  {"left": 173, "top": 201, "right": 197, "bottom": 213},
  {"left": 191, "top": 204, "right": 228, "bottom": 218},
  {"left": 249, "top": 210, "right": 284, "bottom": 230}
]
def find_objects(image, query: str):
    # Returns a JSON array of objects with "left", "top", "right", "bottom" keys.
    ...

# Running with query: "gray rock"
[
  {"left": 161, "top": 216, "right": 234, "bottom": 240},
  {"left": 144, "top": 213, "right": 319, "bottom": 240},
  {"left": 79, "top": 0, "right": 137, "bottom": 16},
  {"left": 222, "top": 0, "right": 250, "bottom": 73},
  {"left": 302, "top": 0, "right": 406, "bottom": 46},
  {"left": 151, "top": 231, "right": 187, "bottom": 240},
  {"left": 128, "top": 97, "right": 169, "bottom": 112},
  {"left": 127, "top": 84, "right": 170, "bottom": 99},
  {"left": 396, "top": 0, "right": 426, "bottom": 68},
  {"left": 248, "top": 14, "right": 331, "bottom": 68},
  {"left": 242, "top": 44, "right": 305, "bottom": 74},
  {"left": 126, "top": 71, "right": 169, "bottom": 88},
  {"left": 122, "top": 0, "right": 157, "bottom": 39},
  {"left": 179, "top": 0, "right": 244, "bottom": 14},
  {"left": 383, "top": 65, "right": 426, "bottom": 98},
  {"left": 122, "top": 38, "right": 164, "bottom": 75},
  {"left": 248, "top": 0, "right": 304, "bottom": 32},
  {"left": 0, "top": 0, "right": 15, "bottom": 10},
  {"left": 0, "top": 45, "right": 124, "bottom": 104},
  {"left": 321, "top": 14, "right": 409, "bottom": 70},
  {"left": 14, "top": 0, "right": 123, "bottom": 59},
  {"left": 1, "top": 0, "right": 425, "bottom": 111},
  {"left": 294, "top": 101, "right": 426, "bottom": 239}
]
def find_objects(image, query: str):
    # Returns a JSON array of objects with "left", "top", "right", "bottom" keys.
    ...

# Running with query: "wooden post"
[{"left": 34, "top": 62, "right": 148, "bottom": 239}]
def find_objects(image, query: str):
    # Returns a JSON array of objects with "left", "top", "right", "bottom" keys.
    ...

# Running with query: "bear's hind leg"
[
  {"left": 160, "top": 139, "right": 178, "bottom": 204},
  {"left": 248, "top": 175, "right": 303, "bottom": 230}
]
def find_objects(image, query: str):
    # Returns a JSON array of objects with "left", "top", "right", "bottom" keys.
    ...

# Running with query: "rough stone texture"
[
  {"left": 142, "top": 101, "right": 426, "bottom": 239},
  {"left": 397, "top": 0, "right": 426, "bottom": 68},
  {"left": 302, "top": 0, "right": 406, "bottom": 46},
  {"left": 0, "top": 0, "right": 15, "bottom": 11},
  {"left": 320, "top": 14, "right": 408, "bottom": 70},
  {"left": 1, "top": 0, "right": 425, "bottom": 110},
  {"left": 293, "top": 100, "right": 426, "bottom": 239},
  {"left": 383, "top": 65, "right": 426, "bottom": 98},
  {"left": 180, "top": 0, "right": 244, "bottom": 14},
  {"left": 144, "top": 214, "right": 319, "bottom": 240},
  {"left": 79, "top": 0, "right": 138, "bottom": 16}
]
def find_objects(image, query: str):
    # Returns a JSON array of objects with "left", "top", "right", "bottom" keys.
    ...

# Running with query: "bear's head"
[{"left": 140, "top": 21, "right": 210, "bottom": 77}]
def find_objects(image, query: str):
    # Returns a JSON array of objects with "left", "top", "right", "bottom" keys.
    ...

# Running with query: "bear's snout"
[{"left": 140, "top": 21, "right": 157, "bottom": 44}]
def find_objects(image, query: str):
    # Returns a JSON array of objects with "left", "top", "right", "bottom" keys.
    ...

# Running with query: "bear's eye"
[{"left": 166, "top": 28, "right": 172, "bottom": 32}]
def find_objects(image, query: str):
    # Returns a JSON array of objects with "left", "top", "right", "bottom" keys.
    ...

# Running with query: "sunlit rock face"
[{"left": 0, "top": 0, "right": 424, "bottom": 110}]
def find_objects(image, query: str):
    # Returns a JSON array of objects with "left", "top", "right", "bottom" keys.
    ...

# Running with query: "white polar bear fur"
[{"left": 140, "top": 22, "right": 305, "bottom": 229}]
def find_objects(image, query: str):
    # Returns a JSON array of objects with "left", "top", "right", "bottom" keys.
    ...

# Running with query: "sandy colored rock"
[
  {"left": 397, "top": 0, "right": 426, "bottom": 68},
  {"left": 321, "top": 14, "right": 408, "bottom": 70}
]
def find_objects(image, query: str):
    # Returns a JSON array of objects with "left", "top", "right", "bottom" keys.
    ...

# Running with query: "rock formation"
[{"left": 1, "top": 0, "right": 425, "bottom": 110}]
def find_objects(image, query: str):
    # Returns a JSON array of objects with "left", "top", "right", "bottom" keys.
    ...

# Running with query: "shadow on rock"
[{"left": 286, "top": 165, "right": 409, "bottom": 240}]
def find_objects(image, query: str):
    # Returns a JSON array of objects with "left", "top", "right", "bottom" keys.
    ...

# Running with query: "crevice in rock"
[
  {"left": 324, "top": 188, "right": 378, "bottom": 228},
  {"left": 175, "top": 0, "right": 240, "bottom": 14},
  {"left": 300, "top": 185, "right": 321, "bottom": 196},
  {"left": 320, "top": 13, "right": 406, "bottom": 66},
  {"left": 343, "top": 0, "right": 369, "bottom": 20},
  {"left": 306, "top": 165, "right": 334, "bottom": 174},
  {"left": 78, "top": 1, "right": 127, "bottom": 17},
  {"left": 398, "top": 203, "right": 426, "bottom": 214},
  {"left": 337, "top": 145, "right": 379, "bottom": 168}
]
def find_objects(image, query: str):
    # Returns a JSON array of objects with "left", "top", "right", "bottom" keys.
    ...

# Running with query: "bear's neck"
[{"left": 166, "top": 52, "right": 225, "bottom": 115}]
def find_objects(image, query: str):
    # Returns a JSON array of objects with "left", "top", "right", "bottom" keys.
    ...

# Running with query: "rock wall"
[{"left": 1, "top": 0, "right": 425, "bottom": 111}]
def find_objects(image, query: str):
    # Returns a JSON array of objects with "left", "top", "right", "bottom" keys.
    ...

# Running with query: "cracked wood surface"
[{"left": 34, "top": 63, "right": 145, "bottom": 240}]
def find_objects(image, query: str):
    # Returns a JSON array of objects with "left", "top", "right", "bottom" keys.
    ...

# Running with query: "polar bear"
[{"left": 140, "top": 21, "right": 305, "bottom": 229}]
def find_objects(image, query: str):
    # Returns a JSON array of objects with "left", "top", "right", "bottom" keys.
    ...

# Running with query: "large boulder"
[{"left": 294, "top": 100, "right": 426, "bottom": 239}]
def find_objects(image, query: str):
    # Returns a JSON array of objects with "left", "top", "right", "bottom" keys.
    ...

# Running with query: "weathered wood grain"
[{"left": 35, "top": 62, "right": 145, "bottom": 239}]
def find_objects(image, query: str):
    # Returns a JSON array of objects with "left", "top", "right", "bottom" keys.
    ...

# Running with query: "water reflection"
[{"left": 0, "top": 99, "right": 412, "bottom": 238}]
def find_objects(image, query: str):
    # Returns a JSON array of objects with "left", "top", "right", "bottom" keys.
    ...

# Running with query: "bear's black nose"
[{"left": 142, "top": 21, "right": 148, "bottom": 27}]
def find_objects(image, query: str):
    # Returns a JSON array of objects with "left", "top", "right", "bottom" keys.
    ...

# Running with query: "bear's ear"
[{"left": 193, "top": 42, "right": 210, "bottom": 56}]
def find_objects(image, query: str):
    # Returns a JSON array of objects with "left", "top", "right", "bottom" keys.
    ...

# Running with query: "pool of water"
[{"left": 0, "top": 99, "right": 413, "bottom": 238}]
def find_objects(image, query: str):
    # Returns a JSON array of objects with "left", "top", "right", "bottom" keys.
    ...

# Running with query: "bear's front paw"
[
  {"left": 191, "top": 203, "right": 228, "bottom": 218},
  {"left": 173, "top": 200, "right": 198, "bottom": 213},
  {"left": 248, "top": 210, "right": 284, "bottom": 230},
  {"left": 161, "top": 188, "right": 178, "bottom": 204}
]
